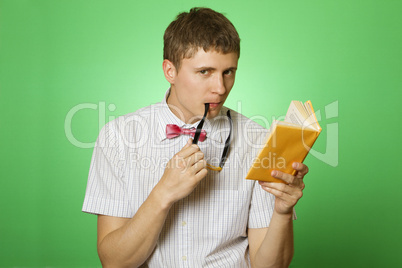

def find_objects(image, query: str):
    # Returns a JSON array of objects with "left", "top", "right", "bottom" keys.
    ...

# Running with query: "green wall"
[{"left": 1, "top": 0, "right": 401, "bottom": 267}]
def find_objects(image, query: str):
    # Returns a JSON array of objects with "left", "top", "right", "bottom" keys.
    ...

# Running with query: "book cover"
[{"left": 245, "top": 101, "right": 321, "bottom": 183}]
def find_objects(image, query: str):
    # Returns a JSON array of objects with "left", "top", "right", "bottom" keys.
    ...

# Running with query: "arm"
[
  {"left": 97, "top": 139, "right": 207, "bottom": 267},
  {"left": 249, "top": 162, "right": 308, "bottom": 268},
  {"left": 97, "top": 193, "right": 171, "bottom": 268}
]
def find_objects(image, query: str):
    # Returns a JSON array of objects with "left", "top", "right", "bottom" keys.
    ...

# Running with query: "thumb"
[{"left": 183, "top": 138, "right": 193, "bottom": 148}]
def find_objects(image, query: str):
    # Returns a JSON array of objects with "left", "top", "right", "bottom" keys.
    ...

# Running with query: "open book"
[{"left": 245, "top": 100, "right": 321, "bottom": 183}]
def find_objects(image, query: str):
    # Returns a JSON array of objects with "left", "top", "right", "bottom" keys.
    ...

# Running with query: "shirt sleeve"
[
  {"left": 82, "top": 119, "right": 132, "bottom": 218},
  {"left": 248, "top": 181, "right": 276, "bottom": 228}
]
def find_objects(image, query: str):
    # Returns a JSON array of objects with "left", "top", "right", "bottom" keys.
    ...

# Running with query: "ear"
[{"left": 162, "top": 59, "right": 177, "bottom": 84}]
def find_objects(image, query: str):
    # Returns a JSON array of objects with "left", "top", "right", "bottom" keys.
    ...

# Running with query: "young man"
[{"left": 83, "top": 7, "right": 308, "bottom": 268}]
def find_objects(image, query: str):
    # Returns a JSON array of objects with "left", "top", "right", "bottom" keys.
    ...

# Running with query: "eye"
[
  {"left": 200, "top": 70, "right": 209, "bottom": 75},
  {"left": 224, "top": 69, "right": 235, "bottom": 76}
]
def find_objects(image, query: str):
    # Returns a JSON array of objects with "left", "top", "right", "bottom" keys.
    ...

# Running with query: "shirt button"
[
  {"left": 182, "top": 256, "right": 187, "bottom": 261},
  {"left": 181, "top": 221, "right": 187, "bottom": 226}
]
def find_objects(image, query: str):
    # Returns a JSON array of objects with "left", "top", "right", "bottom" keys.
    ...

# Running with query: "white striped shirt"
[{"left": 82, "top": 90, "right": 276, "bottom": 267}]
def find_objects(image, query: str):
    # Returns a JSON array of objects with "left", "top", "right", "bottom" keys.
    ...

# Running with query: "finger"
[
  {"left": 186, "top": 151, "right": 205, "bottom": 168},
  {"left": 271, "top": 170, "right": 298, "bottom": 185},
  {"left": 177, "top": 143, "right": 201, "bottom": 159},
  {"left": 270, "top": 170, "right": 305, "bottom": 190},
  {"left": 195, "top": 166, "right": 208, "bottom": 180},
  {"left": 260, "top": 182, "right": 303, "bottom": 200},
  {"left": 260, "top": 183, "right": 293, "bottom": 199},
  {"left": 183, "top": 138, "right": 193, "bottom": 148},
  {"left": 193, "top": 159, "right": 208, "bottom": 178},
  {"left": 292, "top": 162, "right": 309, "bottom": 177},
  {"left": 259, "top": 181, "right": 294, "bottom": 195},
  {"left": 193, "top": 158, "right": 207, "bottom": 172}
]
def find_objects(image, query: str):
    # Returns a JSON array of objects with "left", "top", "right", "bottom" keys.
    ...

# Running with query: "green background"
[{"left": 1, "top": 0, "right": 401, "bottom": 267}]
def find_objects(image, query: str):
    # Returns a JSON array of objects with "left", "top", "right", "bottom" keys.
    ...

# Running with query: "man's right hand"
[
  {"left": 97, "top": 139, "right": 207, "bottom": 267},
  {"left": 154, "top": 138, "right": 208, "bottom": 207}
]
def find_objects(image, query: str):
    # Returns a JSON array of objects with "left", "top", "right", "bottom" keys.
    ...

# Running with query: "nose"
[{"left": 212, "top": 74, "right": 226, "bottom": 95}]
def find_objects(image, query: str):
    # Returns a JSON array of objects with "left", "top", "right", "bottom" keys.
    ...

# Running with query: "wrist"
[
  {"left": 149, "top": 184, "right": 175, "bottom": 211},
  {"left": 273, "top": 209, "right": 294, "bottom": 221}
]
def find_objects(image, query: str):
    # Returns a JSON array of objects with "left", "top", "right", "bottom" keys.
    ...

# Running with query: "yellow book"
[{"left": 245, "top": 100, "right": 322, "bottom": 183}]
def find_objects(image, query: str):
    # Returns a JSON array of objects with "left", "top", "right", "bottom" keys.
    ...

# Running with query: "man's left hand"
[{"left": 258, "top": 162, "right": 308, "bottom": 215}]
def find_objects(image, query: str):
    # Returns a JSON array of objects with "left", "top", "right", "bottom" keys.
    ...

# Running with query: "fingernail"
[
  {"left": 271, "top": 170, "right": 277, "bottom": 177},
  {"left": 293, "top": 162, "right": 298, "bottom": 169}
]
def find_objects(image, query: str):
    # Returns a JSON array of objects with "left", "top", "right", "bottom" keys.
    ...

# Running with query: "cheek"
[
  {"left": 182, "top": 74, "right": 202, "bottom": 89},
  {"left": 176, "top": 77, "right": 196, "bottom": 94},
  {"left": 225, "top": 78, "right": 236, "bottom": 91}
]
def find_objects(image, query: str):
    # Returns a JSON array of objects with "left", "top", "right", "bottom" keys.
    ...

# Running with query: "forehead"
[{"left": 181, "top": 48, "right": 238, "bottom": 69}]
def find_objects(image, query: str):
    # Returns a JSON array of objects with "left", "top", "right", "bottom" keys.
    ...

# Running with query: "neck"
[{"left": 166, "top": 89, "right": 203, "bottom": 124}]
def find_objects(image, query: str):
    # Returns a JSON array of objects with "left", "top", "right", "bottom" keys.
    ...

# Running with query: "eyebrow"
[{"left": 194, "top": 66, "right": 237, "bottom": 71}]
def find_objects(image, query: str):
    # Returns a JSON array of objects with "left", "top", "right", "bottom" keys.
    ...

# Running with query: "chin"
[{"left": 207, "top": 109, "right": 221, "bottom": 119}]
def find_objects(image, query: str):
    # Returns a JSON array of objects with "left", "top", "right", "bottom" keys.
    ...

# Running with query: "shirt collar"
[{"left": 156, "top": 88, "right": 228, "bottom": 144}]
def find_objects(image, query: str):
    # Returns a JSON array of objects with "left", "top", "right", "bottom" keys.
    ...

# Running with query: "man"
[{"left": 83, "top": 7, "right": 307, "bottom": 268}]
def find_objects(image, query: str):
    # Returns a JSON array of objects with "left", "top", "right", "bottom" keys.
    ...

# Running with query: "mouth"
[{"left": 207, "top": 102, "right": 222, "bottom": 109}]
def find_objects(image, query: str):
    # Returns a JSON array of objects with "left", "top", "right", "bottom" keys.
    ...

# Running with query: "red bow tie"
[{"left": 166, "top": 124, "right": 207, "bottom": 142}]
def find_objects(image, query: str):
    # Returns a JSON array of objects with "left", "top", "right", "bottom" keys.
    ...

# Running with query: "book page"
[
  {"left": 285, "top": 101, "right": 318, "bottom": 130},
  {"left": 294, "top": 101, "right": 309, "bottom": 119},
  {"left": 304, "top": 101, "right": 322, "bottom": 131},
  {"left": 284, "top": 101, "right": 305, "bottom": 125}
]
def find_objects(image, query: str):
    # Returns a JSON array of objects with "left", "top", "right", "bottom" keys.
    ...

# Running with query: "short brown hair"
[{"left": 163, "top": 7, "right": 240, "bottom": 71}]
